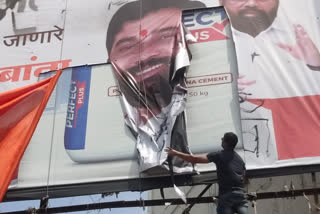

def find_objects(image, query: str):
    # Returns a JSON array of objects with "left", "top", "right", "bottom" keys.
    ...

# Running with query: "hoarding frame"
[{"left": 4, "top": 164, "right": 320, "bottom": 202}]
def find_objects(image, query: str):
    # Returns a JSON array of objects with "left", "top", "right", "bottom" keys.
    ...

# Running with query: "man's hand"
[
  {"left": 165, "top": 147, "right": 178, "bottom": 156},
  {"left": 277, "top": 24, "right": 320, "bottom": 68},
  {"left": 165, "top": 147, "right": 209, "bottom": 164}
]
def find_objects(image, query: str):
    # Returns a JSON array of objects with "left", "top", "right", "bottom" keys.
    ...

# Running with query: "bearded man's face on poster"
[
  {"left": 222, "top": 0, "right": 279, "bottom": 34},
  {"left": 109, "top": 8, "right": 182, "bottom": 114}
]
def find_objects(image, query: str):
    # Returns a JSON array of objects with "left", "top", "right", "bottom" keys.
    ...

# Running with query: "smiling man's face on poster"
[
  {"left": 105, "top": 0, "right": 207, "bottom": 173},
  {"left": 109, "top": 8, "right": 182, "bottom": 116}
]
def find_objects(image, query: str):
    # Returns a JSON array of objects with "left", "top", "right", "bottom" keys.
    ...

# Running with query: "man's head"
[
  {"left": 221, "top": 132, "right": 238, "bottom": 150},
  {"left": 107, "top": 0, "right": 205, "bottom": 54},
  {"left": 221, "top": 0, "right": 279, "bottom": 37},
  {"left": 107, "top": 0, "right": 205, "bottom": 109}
]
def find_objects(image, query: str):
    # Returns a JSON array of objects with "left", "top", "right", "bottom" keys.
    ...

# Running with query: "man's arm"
[{"left": 165, "top": 147, "right": 209, "bottom": 164}]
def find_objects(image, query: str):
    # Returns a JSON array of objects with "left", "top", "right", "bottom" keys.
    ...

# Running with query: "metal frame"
[
  {"left": 1, "top": 166, "right": 320, "bottom": 213},
  {"left": 4, "top": 164, "right": 320, "bottom": 202},
  {"left": 2, "top": 186, "right": 320, "bottom": 214}
]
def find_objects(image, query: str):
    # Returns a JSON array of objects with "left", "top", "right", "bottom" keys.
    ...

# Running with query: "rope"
[
  {"left": 303, "top": 193, "right": 312, "bottom": 214},
  {"left": 303, "top": 192, "right": 320, "bottom": 214},
  {"left": 138, "top": 0, "right": 144, "bottom": 210},
  {"left": 252, "top": 200, "right": 258, "bottom": 214},
  {"left": 138, "top": 0, "right": 149, "bottom": 122},
  {"left": 45, "top": 0, "right": 69, "bottom": 201}
]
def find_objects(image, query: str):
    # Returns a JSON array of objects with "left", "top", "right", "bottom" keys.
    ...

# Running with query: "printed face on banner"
[
  {"left": 107, "top": 1, "right": 196, "bottom": 173},
  {"left": 109, "top": 8, "right": 181, "bottom": 115},
  {"left": 226, "top": 0, "right": 320, "bottom": 162},
  {"left": 222, "top": 0, "right": 279, "bottom": 35}
]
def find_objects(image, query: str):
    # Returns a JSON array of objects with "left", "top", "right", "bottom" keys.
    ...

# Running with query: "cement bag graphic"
[{"left": 64, "top": 65, "right": 137, "bottom": 163}]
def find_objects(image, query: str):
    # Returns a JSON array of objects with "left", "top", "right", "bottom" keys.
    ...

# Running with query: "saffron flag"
[{"left": 0, "top": 70, "right": 62, "bottom": 202}]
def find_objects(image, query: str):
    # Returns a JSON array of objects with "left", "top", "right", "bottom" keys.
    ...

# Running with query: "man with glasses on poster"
[{"left": 222, "top": 0, "right": 320, "bottom": 161}]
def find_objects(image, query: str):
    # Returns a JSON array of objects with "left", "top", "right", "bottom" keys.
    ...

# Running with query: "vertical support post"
[
  {"left": 182, "top": 184, "right": 213, "bottom": 214},
  {"left": 311, "top": 172, "right": 319, "bottom": 205}
]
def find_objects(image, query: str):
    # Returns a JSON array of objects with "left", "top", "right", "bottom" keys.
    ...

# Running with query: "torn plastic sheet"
[{"left": 109, "top": 8, "right": 194, "bottom": 174}]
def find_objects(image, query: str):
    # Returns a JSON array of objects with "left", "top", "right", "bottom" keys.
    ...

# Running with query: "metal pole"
[{"left": 3, "top": 187, "right": 320, "bottom": 214}]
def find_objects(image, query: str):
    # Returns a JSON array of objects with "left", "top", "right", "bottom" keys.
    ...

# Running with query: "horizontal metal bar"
[
  {"left": 0, "top": 197, "right": 215, "bottom": 214},
  {"left": 2, "top": 187, "right": 320, "bottom": 214},
  {"left": 4, "top": 164, "right": 320, "bottom": 202},
  {"left": 256, "top": 187, "right": 320, "bottom": 200}
]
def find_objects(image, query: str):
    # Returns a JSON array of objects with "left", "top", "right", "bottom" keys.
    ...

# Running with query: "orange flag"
[{"left": 0, "top": 70, "right": 62, "bottom": 202}]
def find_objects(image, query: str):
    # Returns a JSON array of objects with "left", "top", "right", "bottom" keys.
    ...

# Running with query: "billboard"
[
  {"left": 3, "top": 3, "right": 240, "bottom": 199},
  {"left": 1, "top": 0, "right": 320, "bottom": 200}
]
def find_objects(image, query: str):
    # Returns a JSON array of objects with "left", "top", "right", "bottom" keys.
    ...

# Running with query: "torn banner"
[{"left": 108, "top": 3, "right": 195, "bottom": 173}]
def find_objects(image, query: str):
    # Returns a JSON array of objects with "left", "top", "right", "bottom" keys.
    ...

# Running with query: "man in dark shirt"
[{"left": 166, "top": 132, "right": 248, "bottom": 214}]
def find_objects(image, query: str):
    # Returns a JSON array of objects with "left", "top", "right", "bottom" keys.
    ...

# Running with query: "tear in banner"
[{"left": 107, "top": 1, "right": 202, "bottom": 173}]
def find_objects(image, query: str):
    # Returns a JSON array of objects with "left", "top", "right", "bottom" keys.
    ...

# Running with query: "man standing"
[
  {"left": 106, "top": 0, "right": 205, "bottom": 172},
  {"left": 166, "top": 132, "right": 248, "bottom": 214},
  {"left": 221, "top": 0, "right": 320, "bottom": 161}
]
